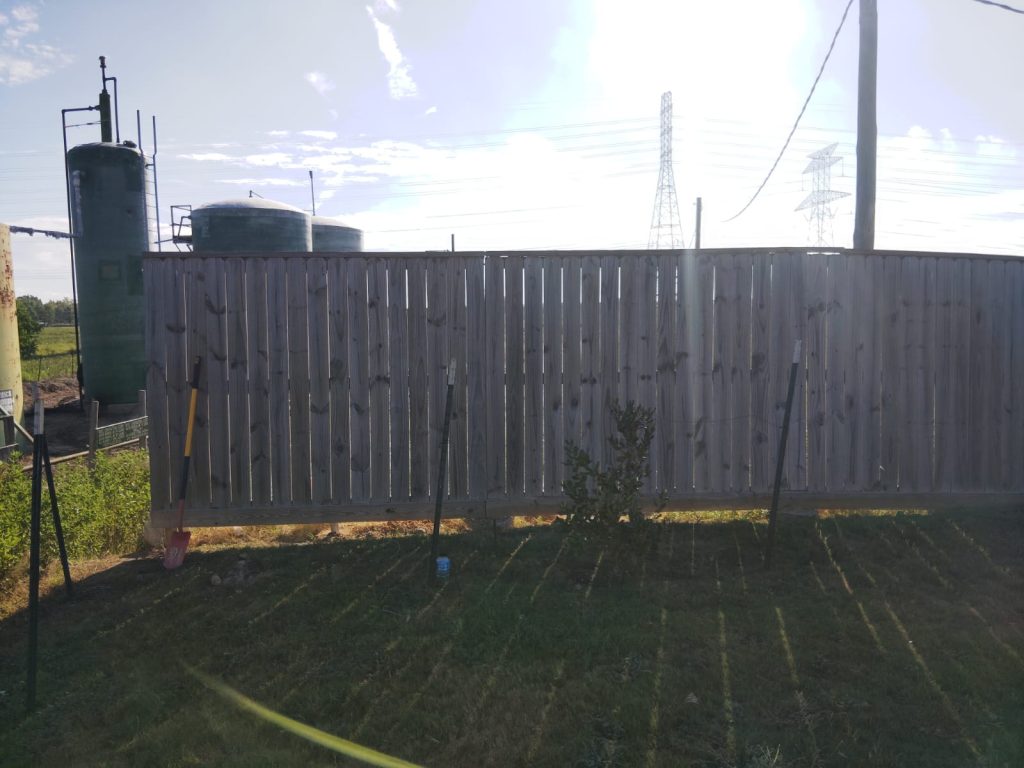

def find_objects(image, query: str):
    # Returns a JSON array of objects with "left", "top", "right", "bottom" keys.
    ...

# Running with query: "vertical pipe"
[
  {"left": 25, "top": 388, "right": 44, "bottom": 711},
  {"left": 853, "top": 0, "right": 877, "bottom": 250},
  {"left": 309, "top": 170, "right": 316, "bottom": 217},
  {"left": 430, "top": 361, "right": 456, "bottom": 583},
  {"left": 61, "top": 110, "right": 85, "bottom": 405},
  {"left": 136, "top": 109, "right": 142, "bottom": 152},
  {"left": 764, "top": 340, "right": 801, "bottom": 570},
  {"left": 152, "top": 116, "right": 162, "bottom": 252},
  {"left": 695, "top": 197, "right": 702, "bottom": 250}
]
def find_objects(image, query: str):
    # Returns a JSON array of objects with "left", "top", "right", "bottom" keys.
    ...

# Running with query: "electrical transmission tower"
[
  {"left": 796, "top": 143, "right": 849, "bottom": 246},
  {"left": 648, "top": 91, "right": 684, "bottom": 249}
]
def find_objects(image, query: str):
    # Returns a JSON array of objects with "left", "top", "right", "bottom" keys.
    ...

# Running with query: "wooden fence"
[{"left": 143, "top": 248, "right": 1024, "bottom": 526}]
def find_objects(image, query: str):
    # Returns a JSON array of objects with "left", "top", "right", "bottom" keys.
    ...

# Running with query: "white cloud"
[
  {"left": 301, "top": 130, "right": 338, "bottom": 140},
  {"left": 267, "top": 130, "right": 290, "bottom": 137},
  {"left": 365, "top": 5, "right": 417, "bottom": 100},
  {"left": 245, "top": 152, "right": 292, "bottom": 166},
  {"left": 424, "top": 106, "right": 437, "bottom": 116},
  {"left": 304, "top": 71, "right": 335, "bottom": 96},
  {"left": 177, "top": 152, "right": 235, "bottom": 162},
  {"left": 0, "top": 5, "right": 71, "bottom": 86},
  {"left": 215, "top": 178, "right": 306, "bottom": 187}
]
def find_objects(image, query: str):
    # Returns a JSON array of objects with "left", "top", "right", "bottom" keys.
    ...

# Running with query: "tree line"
[{"left": 16, "top": 296, "right": 75, "bottom": 357}]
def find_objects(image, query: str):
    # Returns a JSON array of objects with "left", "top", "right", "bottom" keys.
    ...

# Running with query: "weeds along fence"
[{"left": 143, "top": 248, "right": 1024, "bottom": 527}]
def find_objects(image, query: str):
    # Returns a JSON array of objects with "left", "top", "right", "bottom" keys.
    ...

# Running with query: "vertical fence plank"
[
  {"left": 226, "top": 257, "right": 251, "bottom": 504},
  {"left": 308, "top": 257, "right": 331, "bottom": 504},
  {"left": 428, "top": 257, "right": 450, "bottom": 496},
  {"left": 164, "top": 258, "right": 187, "bottom": 507},
  {"left": 524, "top": 256, "right": 543, "bottom": 496},
  {"left": 770, "top": 251, "right": 804, "bottom": 490},
  {"left": 933, "top": 256, "right": 954, "bottom": 491},
  {"left": 920, "top": 257, "right": 937, "bottom": 491},
  {"left": 1009, "top": 260, "right": 1024, "bottom": 491},
  {"left": 581, "top": 255, "right": 600, "bottom": 463},
  {"left": 485, "top": 257, "right": 505, "bottom": 499},
  {"left": 327, "top": 257, "right": 350, "bottom": 503},
  {"left": 562, "top": 256, "right": 582, "bottom": 460},
  {"left": 619, "top": 254, "right": 639, "bottom": 406},
  {"left": 143, "top": 259, "right": 170, "bottom": 511},
  {"left": 693, "top": 250, "right": 714, "bottom": 492},
  {"left": 879, "top": 255, "right": 902, "bottom": 492},
  {"left": 600, "top": 255, "right": 619, "bottom": 468},
  {"left": 731, "top": 253, "right": 752, "bottom": 491},
  {"left": 408, "top": 258, "right": 430, "bottom": 498},
  {"left": 206, "top": 263, "right": 230, "bottom": 508},
  {"left": 638, "top": 252, "right": 658, "bottom": 493},
  {"left": 749, "top": 254, "right": 771, "bottom": 492},
  {"left": 484, "top": 256, "right": 505, "bottom": 497},
  {"left": 826, "top": 252, "right": 852, "bottom": 491},
  {"left": 287, "top": 258, "right": 311, "bottom": 504},
  {"left": 367, "top": 257, "right": 390, "bottom": 500},
  {"left": 187, "top": 257, "right": 212, "bottom": 507},
  {"left": 505, "top": 255, "right": 524, "bottom": 496},
  {"left": 899, "top": 257, "right": 923, "bottom": 492},
  {"left": 656, "top": 251, "right": 677, "bottom": 492},
  {"left": 968, "top": 259, "right": 990, "bottom": 490},
  {"left": 951, "top": 258, "right": 971, "bottom": 491},
  {"left": 466, "top": 256, "right": 487, "bottom": 499},
  {"left": 348, "top": 257, "right": 370, "bottom": 502},
  {"left": 449, "top": 258, "right": 468, "bottom": 499},
  {"left": 804, "top": 252, "right": 828, "bottom": 491},
  {"left": 988, "top": 260, "right": 1009, "bottom": 490},
  {"left": 388, "top": 259, "right": 410, "bottom": 500},
  {"left": 267, "top": 257, "right": 291, "bottom": 504},
  {"left": 246, "top": 258, "right": 271, "bottom": 505},
  {"left": 543, "top": 256, "right": 563, "bottom": 495},
  {"left": 711, "top": 255, "right": 732, "bottom": 492},
  {"left": 849, "top": 254, "right": 874, "bottom": 491},
  {"left": 675, "top": 251, "right": 696, "bottom": 492},
  {"left": 866, "top": 255, "right": 883, "bottom": 491}
]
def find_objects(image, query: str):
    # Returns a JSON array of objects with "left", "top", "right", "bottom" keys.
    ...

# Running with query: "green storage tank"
[
  {"left": 68, "top": 142, "right": 150, "bottom": 405},
  {"left": 312, "top": 216, "right": 363, "bottom": 252},
  {"left": 191, "top": 199, "right": 312, "bottom": 252}
]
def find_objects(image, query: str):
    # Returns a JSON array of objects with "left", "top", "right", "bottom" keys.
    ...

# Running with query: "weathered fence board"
[{"left": 144, "top": 247, "right": 1024, "bottom": 525}]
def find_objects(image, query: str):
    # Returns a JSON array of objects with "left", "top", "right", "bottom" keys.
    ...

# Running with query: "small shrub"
[
  {"left": 0, "top": 449, "right": 151, "bottom": 584},
  {"left": 561, "top": 400, "right": 662, "bottom": 531},
  {"left": 16, "top": 300, "right": 42, "bottom": 357}
]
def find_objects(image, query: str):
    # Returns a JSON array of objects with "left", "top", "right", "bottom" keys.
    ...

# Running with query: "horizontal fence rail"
[{"left": 143, "top": 248, "right": 1024, "bottom": 526}]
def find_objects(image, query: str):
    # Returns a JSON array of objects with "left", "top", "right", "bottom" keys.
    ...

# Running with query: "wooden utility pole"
[
  {"left": 853, "top": 0, "right": 877, "bottom": 250},
  {"left": 695, "top": 197, "right": 702, "bottom": 249}
]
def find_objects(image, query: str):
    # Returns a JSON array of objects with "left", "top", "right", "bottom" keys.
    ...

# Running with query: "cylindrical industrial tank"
[
  {"left": 312, "top": 216, "right": 363, "bottom": 252},
  {"left": 0, "top": 223, "right": 23, "bottom": 429},
  {"left": 67, "top": 141, "right": 149, "bottom": 405},
  {"left": 191, "top": 199, "right": 312, "bottom": 253}
]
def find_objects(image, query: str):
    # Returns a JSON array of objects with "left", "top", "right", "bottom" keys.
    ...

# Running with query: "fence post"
[
  {"left": 138, "top": 390, "right": 148, "bottom": 450},
  {"left": 87, "top": 399, "right": 99, "bottom": 463}
]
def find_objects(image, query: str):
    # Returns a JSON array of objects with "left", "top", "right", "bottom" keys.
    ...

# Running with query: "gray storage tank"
[
  {"left": 312, "top": 216, "right": 363, "bottom": 252},
  {"left": 191, "top": 198, "right": 312, "bottom": 252},
  {"left": 67, "top": 141, "right": 150, "bottom": 405}
]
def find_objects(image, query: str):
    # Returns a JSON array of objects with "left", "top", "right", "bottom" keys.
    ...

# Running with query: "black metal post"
[
  {"left": 152, "top": 116, "right": 162, "bottom": 252},
  {"left": 26, "top": 405, "right": 44, "bottom": 711},
  {"left": 764, "top": 340, "right": 802, "bottom": 570},
  {"left": 42, "top": 435, "right": 73, "bottom": 598},
  {"left": 430, "top": 361, "right": 456, "bottom": 583}
]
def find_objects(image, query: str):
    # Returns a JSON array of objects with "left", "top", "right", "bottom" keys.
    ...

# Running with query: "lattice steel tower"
[
  {"left": 796, "top": 143, "right": 849, "bottom": 246},
  {"left": 648, "top": 91, "right": 684, "bottom": 249}
]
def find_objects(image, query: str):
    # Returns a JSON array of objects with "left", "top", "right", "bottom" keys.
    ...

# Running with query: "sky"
[{"left": 1, "top": 0, "right": 1021, "bottom": 300}]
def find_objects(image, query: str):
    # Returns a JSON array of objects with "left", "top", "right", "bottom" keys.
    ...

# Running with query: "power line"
[
  {"left": 723, "top": 0, "right": 856, "bottom": 222},
  {"left": 971, "top": 0, "right": 1024, "bottom": 15}
]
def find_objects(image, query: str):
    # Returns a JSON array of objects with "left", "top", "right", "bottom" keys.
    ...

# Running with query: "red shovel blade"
[{"left": 163, "top": 530, "right": 191, "bottom": 570}]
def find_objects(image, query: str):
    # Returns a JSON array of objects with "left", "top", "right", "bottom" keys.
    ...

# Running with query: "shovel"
[{"left": 164, "top": 356, "right": 202, "bottom": 570}]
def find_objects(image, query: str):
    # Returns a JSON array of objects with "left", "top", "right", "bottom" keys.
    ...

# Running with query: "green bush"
[
  {"left": 16, "top": 300, "right": 42, "bottom": 357},
  {"left": 0, "top": 450, "right": 150, "bottom": 583},
  {"left": 561, "top": 400, "right": 663, "bottom": 530}
]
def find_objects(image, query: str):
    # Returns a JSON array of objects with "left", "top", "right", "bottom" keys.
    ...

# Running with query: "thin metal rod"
[
  {"left": 42, "top": 435, "right": 73, "bottom": 597},
  {"left": 152, "top": 116, "right": 162, "bottom": 252},
  {"left": 430, "top": 361, "right": 456, "bottom": 583},
  {"left": 854, "top": 0, "right": 877, "bottom": 250},
  {"left": 695, "top": 197, "right": 702, "bottom": 249},
  {"left": 764, "top": 340, "right": 802, "bottom": 570},
  {"left": 26, "top": 402, "right": 44, "bottom": 711},
  {"left": 309, "top": 170, "right": 316, "bottom": 217},
  {"left": 136, "top": 109, "right": 142, "bottom": 152}
]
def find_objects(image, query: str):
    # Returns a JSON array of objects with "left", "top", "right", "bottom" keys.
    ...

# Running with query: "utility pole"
[
  {"left": 694, "top": 197, "right": 702, "bottom": 249},
  {"left": 853, "top": 0, "right": 877, "bottom": 251}
]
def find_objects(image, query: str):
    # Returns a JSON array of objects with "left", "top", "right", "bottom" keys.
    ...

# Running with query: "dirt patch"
[{"left": 22, "top": 377, "right": 81, "bottom": 412}]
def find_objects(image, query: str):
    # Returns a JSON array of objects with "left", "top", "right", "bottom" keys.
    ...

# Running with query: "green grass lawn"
[
  {"left": 1, "top": 511, "right": 1021, "bottom": 767},
  {"left": 22, "top": 326, "right": 77, "bottom": 381}
]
